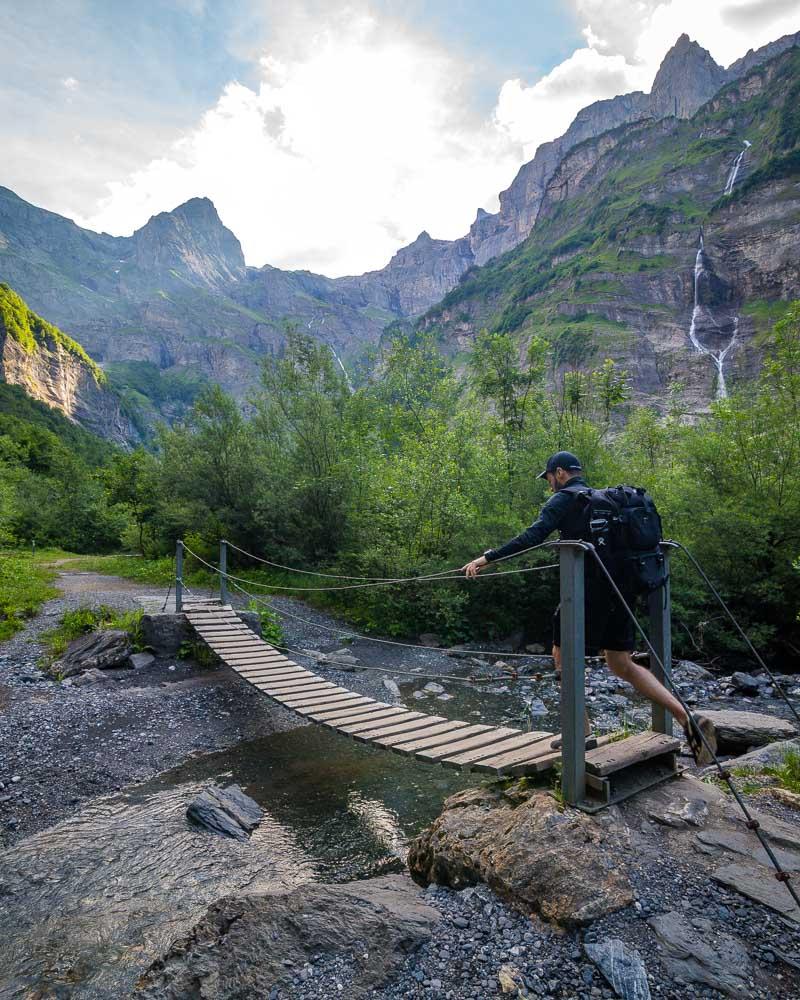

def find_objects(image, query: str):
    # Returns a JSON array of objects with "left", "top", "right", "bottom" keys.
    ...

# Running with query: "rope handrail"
[
  {"left": 585, "top": 544, "right": 800, "bottom": 909},
  {"left": 181, "top": 541, "right": 558, "bottom": 593},
  {"left": 225, "top": 538, "right": 554, "bottom": 581}
]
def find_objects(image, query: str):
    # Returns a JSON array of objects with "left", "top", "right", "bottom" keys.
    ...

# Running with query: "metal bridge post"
[
  {"left": 220, "top": 539, "right": 228, "bottom": 606},
  {"left": 649, "top": 545, "right": 673, "bottom": 734},
  {"left": 175, "top": 539, "right": 184, "bottom": 614},
  {"left": 560, "top": 543, "right": 586, "bottom": 807}
]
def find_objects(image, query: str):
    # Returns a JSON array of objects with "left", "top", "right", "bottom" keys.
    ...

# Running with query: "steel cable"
[
  {"left": 225, "top": 538, "right": 555, "bottom": 581},
  {"left": 183, "top": 541, "right": 557, "bottom": 661},
  {"left": 231, "top": 584, "right": 556, "bottom": 662}
]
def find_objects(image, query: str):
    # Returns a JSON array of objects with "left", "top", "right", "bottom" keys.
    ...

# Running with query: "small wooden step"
[{"left": 585, "top": 731, "right": 680, "bottom": 777}]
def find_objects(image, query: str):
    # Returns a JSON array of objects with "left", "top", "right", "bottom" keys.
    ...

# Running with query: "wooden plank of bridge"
[
  {"left": 184, "top": 606, "right": 556, "bottom": 777},
  {"left": 471, "top": 736, "right": 560, "bottom": 775},
  {"left": 293, "top": 695, "right": 375, "bottom": 714},
  {"left": 584, "top": 731, "right": 680, "bottom": 776},
  {"left": 415, "top": 726, "right": 521, "bottom": 763},
  {"left": 394, "top": 723, "right": 494, "bottom": 757},
  {"left": 348, "top": 713, "right": 444, "bottom": 740},
  {"left": 309, "top": 703, "right": 395, "bottom": 723},
  {"left": 367, "top": 719, "right": 467, "bottom": 748},
  {"left": 335, "top": 709, "right": 420, "bottom": 733},
  {"left": 441, "top": 730, "right": 552, "bottom": 768}
]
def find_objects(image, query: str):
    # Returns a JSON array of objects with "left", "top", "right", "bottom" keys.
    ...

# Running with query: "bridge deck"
[{"left": 184, "top": 600, "right": 561, "bottom": 777}]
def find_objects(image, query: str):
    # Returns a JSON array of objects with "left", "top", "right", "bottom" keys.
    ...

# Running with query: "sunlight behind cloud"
[
  {"left": 79, "top": 0, "right": 799, "bottom": 277},
  {"left": 81, "top": 12, "right": 522, "bottom": 276}
]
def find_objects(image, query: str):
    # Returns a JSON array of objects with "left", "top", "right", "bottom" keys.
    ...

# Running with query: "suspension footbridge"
[
  {"left": 168, "top": 535, "right": 800, "bottom": 909},
  {"left": 182, "top": 596, "right": 680, "bottom": 780}
]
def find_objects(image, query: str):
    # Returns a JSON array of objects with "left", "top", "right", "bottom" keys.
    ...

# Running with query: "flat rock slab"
[
  {"left": 136, "top": 875, "right": 439, "bottom": 999},
  {"left": 712, "top": 861, "right": 800, "bottom": 923},
  {"left": 718, "top": 739, "right": 800, "bottom": 773},
  {"left": 407, "top": 785, "right": 633, "bottom": 927},
  {"left": 649, "top": 911, "right": 754, "bottom": 996},
  {"left": 128, "top": 651, "right": 155, "bottom": 670},
  {"left": 186, "top": 784, "right": 263, "bottom": 841},
  {"left": 696, "top": 827, "right": 800, "bottom": 871},
  {"left": 695, "top": 710, "right": 796, "bottom": 764},
  {"left": 584, "top": 938, "right": 650, "bottom": 999}
]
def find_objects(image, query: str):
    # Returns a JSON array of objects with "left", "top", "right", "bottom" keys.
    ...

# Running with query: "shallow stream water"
[{"left": 0, "top": 722, "right": 477, "bottom": 999}]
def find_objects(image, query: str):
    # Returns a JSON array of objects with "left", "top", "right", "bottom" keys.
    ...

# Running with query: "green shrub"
[{"left": 248, "top": 602, "right": 285, "bottom": 646}]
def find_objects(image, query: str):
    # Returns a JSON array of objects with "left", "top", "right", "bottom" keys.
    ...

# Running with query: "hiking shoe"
[{"left": 683, "top": 713, "right": 714, "bottom": 765}]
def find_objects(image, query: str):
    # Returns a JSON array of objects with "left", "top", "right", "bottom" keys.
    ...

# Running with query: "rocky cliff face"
[
  {"left": 0, "top": 287, "right": 138, "bottom": 445},
  {"left": 464, "top": 32, "right": 799, "bottom": 270},
  {"left": 649, "top": 34, "right": 727, "bottom": 119},
  {"left": 419, "top": 47, "right": 800, "bottom": 413}
]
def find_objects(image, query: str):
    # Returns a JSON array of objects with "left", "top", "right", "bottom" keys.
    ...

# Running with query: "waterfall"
[
  {"left": 687, "top": 233, "right": 737, "bottom": 400},
  {"left": 328, "top": 344, "right": 354, "bottom": 393},
  {"left": 723, "top": 140, "right": 751, "bottom": 196}
]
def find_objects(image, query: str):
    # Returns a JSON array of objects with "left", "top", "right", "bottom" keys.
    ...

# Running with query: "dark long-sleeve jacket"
[{"left": 485, "top": 476, "right": 589, "bottom": 562}]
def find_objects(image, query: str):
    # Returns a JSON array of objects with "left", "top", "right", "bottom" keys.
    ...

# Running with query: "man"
[{"left": 461, "top": 451, "right": 695, "bottom": 744}]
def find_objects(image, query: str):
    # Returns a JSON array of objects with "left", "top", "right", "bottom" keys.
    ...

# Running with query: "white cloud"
[
  {"left": 80, "top": 10, "right": 523, "bottom": 277},
  {"left": 494, "top": 47, "right": 649, "bottom": 158},
  {"left": 79, "top": 0, "right": 799, "bottom": 277},
  {"left": 496, "top": 0, "right": 798, "bottom": 157},
  {"left": 62, "top": 76, "right": 79, "bottom": 90}
]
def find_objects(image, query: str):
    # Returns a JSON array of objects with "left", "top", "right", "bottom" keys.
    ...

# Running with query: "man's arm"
[{"left": 462, "top": 491, "right": 574, "bottom": 577}]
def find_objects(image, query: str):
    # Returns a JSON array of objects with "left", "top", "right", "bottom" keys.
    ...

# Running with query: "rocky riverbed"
[{"left": 2, "top": 567, "right": 800, "bottom": 998}]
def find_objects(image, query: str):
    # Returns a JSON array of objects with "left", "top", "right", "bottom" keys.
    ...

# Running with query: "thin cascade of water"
[
  {"left": 687, "top": 234, "right": 736, "bottom": 400},
  {"left": 723, "top": 140, "right": 751, "bottom": 196},
  {"left": 329, "top": 344, "right": 354, "bottom": 392}
]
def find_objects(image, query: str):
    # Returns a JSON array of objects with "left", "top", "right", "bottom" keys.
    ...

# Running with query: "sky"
[{"left": 1, "top": 1, "right": 798, "bottom": 276}]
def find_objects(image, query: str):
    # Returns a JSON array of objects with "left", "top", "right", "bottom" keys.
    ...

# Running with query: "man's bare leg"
[{"left": 604, "top": 650, "right": 687, "bottom": 727}]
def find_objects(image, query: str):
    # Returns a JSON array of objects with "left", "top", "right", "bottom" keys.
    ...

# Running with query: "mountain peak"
[
  {"left": 133, "top": 197, "right": 245, "bottom": 289},
  {"left": 650, "top": 34, "right": 726, "bottom": 118}
]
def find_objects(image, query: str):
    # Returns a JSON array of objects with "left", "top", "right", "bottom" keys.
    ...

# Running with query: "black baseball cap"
[{"left": 537, "top": 451, "right": 582, "bottom": 480}]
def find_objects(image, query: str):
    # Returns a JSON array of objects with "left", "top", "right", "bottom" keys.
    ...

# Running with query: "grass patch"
[
  {"left": 765, "top": 749, "right": 800, "bottom": 794},
  {"left": 0, "top": 551, "right": 59, "bottom": 640},
  {"left": 40, "top": 604, "right": 144, "bottom": 661}
]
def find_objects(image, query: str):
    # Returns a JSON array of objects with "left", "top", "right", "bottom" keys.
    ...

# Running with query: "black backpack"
[{"left": 563, "top": 484, "right": 667, "bottom": 594}]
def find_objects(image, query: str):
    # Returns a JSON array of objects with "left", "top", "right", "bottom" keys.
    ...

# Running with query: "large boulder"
[
  {"left": 135, "top": 875, "right": 439, "bottom": 998},
  {"left": 407, "top": 785, "right": 633, "bottom": 927},
  {"left": 50, "top": 629, "right": 132, "bottom": 678},
  {"left": 140, "top": 610, "right": 261, "bottom": 656},
  {"left": 186, "top": 784, "right": 263, "bottom": 841},
  {"left": 694, "top": 709, "right": 796, "bottom": 764}
]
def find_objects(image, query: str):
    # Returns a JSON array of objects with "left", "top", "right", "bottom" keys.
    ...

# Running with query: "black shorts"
[{"left": 552, "top": 578, "right": 636, "bottom": 653}]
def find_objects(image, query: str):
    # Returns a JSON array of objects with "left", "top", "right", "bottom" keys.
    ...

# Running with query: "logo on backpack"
[{"left": 564, "top": 484, "right": 667, "bottom": 594}]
